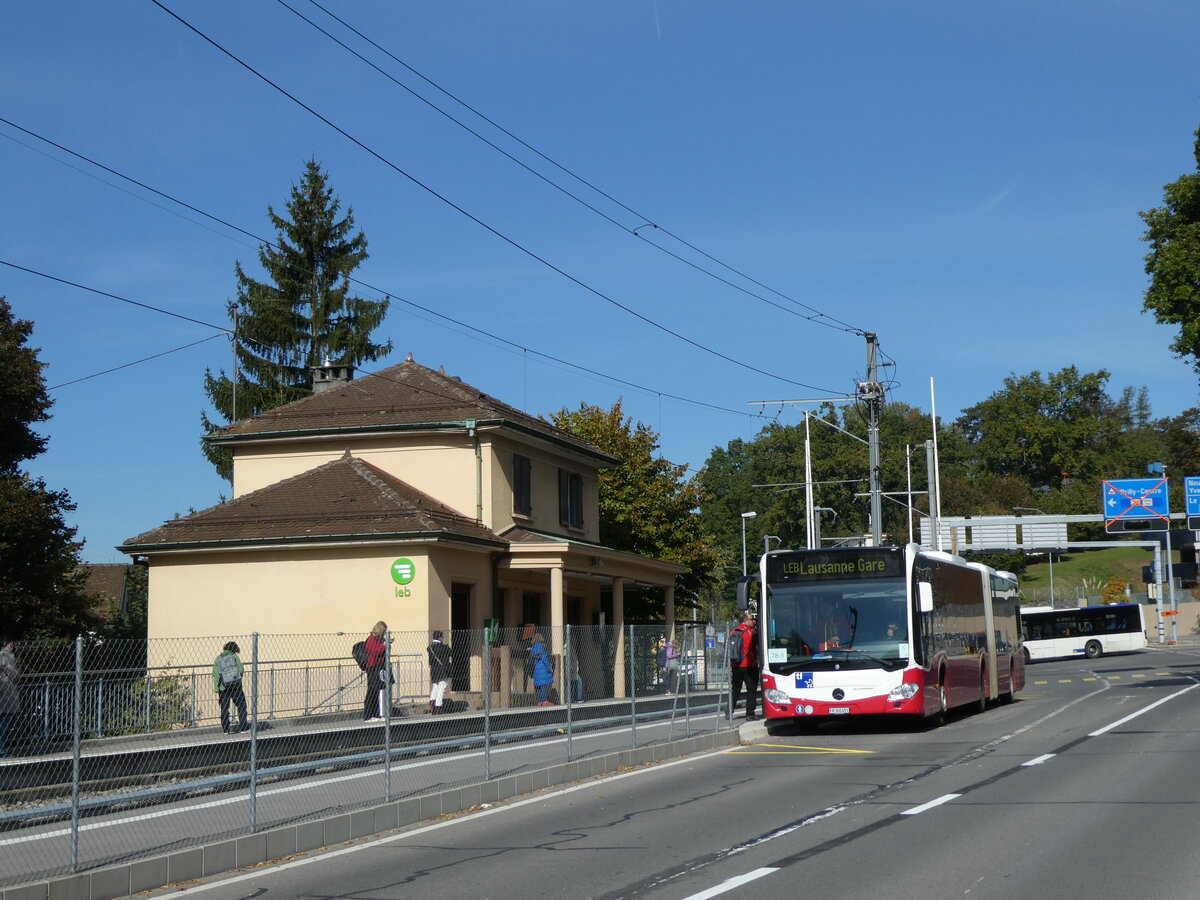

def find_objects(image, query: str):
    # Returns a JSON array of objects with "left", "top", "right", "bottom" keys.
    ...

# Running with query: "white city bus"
[
  {"left": 739, "top": 544, "right": 1024, "bottom": 729},
  {"left": 1019, "top": 603, "right": 1146, "bottom": 661}
]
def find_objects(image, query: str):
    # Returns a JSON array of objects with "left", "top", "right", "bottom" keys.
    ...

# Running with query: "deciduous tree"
[
  {"left": 0, "top": 298, "right": 94, "bottom": 637},
  {"left": 549, "top": 401, "right": 720, "bottom": 618},
  {"left": 1140, "top": 123, "right": 1200, "bottom": 373}
]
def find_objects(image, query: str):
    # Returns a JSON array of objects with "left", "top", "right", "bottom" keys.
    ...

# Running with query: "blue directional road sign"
[
  {"left": 1185, "top": 476, "right": 1200, "bottom": 530},
  {"left": 1102, "top": 477, "right": 1170, "bottom": 533}
]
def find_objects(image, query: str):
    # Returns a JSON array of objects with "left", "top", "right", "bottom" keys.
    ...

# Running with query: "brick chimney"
[{"left": 311, "top": 358, "right": 355, "bottom": 394}]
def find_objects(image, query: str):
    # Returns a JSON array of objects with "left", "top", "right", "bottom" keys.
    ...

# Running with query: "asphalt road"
[{"left": 144, "top": 644, "right": 1200, "bottom": 900}]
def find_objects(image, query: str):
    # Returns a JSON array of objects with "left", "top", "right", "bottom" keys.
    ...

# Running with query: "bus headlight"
[
  {"left": 887, "top": 683, "right": 920, "bottom": 702},
  {"left": 764, "top": 688, "right": 790, "bottom": 705}
]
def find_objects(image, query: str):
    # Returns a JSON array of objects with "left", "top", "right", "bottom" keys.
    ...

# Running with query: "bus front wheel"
[{"left": 1084, "top": 640, "right": 1103, "bottom": 659}]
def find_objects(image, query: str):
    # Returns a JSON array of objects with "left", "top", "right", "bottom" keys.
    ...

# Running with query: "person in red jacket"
[
  {"left": 729, "top": 613, "right": 760, "bottom": 721},
  {"left": 363, "top": 621, "right": 390, "bottom": 721}
]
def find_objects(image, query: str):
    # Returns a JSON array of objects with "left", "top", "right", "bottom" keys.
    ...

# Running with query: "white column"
[
  {"left": 613, "top": 577, "right": 626, "bottom": 698},
  {"left": 550, "top": 564, "right": 565, "bottom": 695}
]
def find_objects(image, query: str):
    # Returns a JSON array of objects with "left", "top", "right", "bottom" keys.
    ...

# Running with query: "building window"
[
  {"left": 559, "top": 469, "right": 583, "bottom": 529},
  {"left": 513, "top": 454, "right": 532, "bottom": 516}
]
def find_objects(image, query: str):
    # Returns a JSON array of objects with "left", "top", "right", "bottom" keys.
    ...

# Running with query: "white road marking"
[
  {"left": 901, "top": 793, "right": 960, "bottom": 816},
  {"left": 680, "top": 868, "right": 780, "bottom": 900},
  {"left": 1088, "top": 682, "right": 1200, "bottom": 736},
  {"left": 1021, "top": 754, "right": 1055, "bottom": 767}
]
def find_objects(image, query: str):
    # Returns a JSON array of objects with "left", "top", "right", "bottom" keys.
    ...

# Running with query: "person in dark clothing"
[
  {"left": 427, "top": 630, "right": 452, "bottom": 714},
  {"left": 0, "top": 638, "right": 19, "bottom": 756},
  {"left": 729, "top": 613, "right": 760, "bottom": 721},
  {"left": 212, "top": 641, "right": 248, "bottom": 734},
  {"left": 363, "top": 621, "right": 390, "bottom": 721}
]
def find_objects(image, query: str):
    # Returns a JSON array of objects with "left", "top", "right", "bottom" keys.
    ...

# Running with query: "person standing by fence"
[
  {"left": 363, "top": 621, "right": 389, "bottom": 721},
  {"left": 729, "top": 613, "right": 760, "bottom": 721},
  {"left": 427, "top": 630, "right": 451, "bottom": 714},
  {"left": 0, "top": 638, "right": 18, "bottom": 756},
  {"left": 664, "top": 637, "right": 680, "bottom": 694},
  {"left": 212, "top": 641, "right": 248, "bottom": 734},
  {"left": 531, "top": 633, "right": 554, "bottom": 706}
]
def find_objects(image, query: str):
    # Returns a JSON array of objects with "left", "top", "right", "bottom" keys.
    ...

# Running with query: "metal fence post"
[
  {"left": 683, "top": 630, "right": 692, "bottom": 735},
  {"left": 383, "top": 630, "right": 392, "bottom": 803},
  {"left": 143, "top": 667, "right": 151, "bottom": 733},
  {"left": 483, "top": 626, "right": 492, "bottom": 780},
  {"left": 189, "top": 670, "right": 197, "bottom": 728},
  {"left": 629, "top": 624, "right": 637, "bottom": 748},
  {"left": 96, "top": 678, "right": 104, "bottom": 738},
  {"left": 249, "top": 633, "right": 259, "bottom": 832},
  {"left": 70, "top": 635, "right": 82, "bottom": 872},
  {"left": 565, "top": 625, "right": 573, "bottom": 761},
  {"left": 269, "top": 666, "right": 276, "bottom": 720}
]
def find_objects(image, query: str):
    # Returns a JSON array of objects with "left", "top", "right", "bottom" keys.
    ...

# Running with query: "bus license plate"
[{"left": 829, "top": 706, "right": 850, "bottom": 715}]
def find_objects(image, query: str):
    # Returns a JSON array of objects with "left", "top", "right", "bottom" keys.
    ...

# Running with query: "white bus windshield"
[{"left": 764, "top": 577, "right": 909, "bottom": 673}]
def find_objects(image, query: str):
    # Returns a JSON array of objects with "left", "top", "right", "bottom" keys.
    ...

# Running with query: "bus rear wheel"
[
  {"left": 1084, "top": 640, "right": 1103, "bottom": 659},
  {"left": 1000, "top": 664, "right": 1016, "bottom": 704}
]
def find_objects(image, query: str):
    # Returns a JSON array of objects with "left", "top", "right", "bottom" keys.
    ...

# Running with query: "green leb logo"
[{"left": 390, "top": 558, "right": 416, "bottom": 585}]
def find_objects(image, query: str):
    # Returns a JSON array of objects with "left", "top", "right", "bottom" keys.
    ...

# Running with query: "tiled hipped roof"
[
  {"left": 206, "top": 358, "right": 613, "bottom": 462},
  {"left": 120, "top": 454, "right": 502, "bottom": 552}
]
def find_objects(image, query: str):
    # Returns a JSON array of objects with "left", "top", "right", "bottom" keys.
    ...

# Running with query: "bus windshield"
[{"left": 764, "top": 577, "right": 909, "bottom": 672}]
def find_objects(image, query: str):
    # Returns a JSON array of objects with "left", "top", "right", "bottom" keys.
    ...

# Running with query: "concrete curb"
[{"left": 2, "top": 729, "right": 741, "bottom": 900}]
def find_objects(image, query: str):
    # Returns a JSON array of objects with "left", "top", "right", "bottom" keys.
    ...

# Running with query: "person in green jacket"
[{"left": 213, "top": 641, "right": 248, "bottom": 734}]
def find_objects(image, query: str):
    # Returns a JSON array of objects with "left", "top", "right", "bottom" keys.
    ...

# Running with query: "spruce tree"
[
  {"left": 202, "top": 160, "right": 391, "bottom": 479},
  {"left": 0, "top": 297, "right": 94, "bottom": 637}
]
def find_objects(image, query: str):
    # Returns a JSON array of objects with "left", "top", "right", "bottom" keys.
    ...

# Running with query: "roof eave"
[
  {"left": 118, "top": 530, "right": 508, "bottom": 556},
  {"left": 206, "top": 418, "right": 618, "bottom": 466}
]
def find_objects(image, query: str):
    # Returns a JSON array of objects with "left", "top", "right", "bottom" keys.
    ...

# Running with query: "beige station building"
[{"left": 120, "top": 357, "right": 685, "bottom": 701}]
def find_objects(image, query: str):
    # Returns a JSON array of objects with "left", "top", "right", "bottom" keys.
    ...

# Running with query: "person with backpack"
[
  {"left": 427, "top": 630, "right": 452, "bottom": 714},
  {"left": 363, "top": 621, "right": 390, "bottom": 721},
  {"left": 530, "top": 633, "right": 555, "bottom": 706},
  {"left": 729, "top": 613, "right": 760, "bottom": 721},
  {"left": 664, "top": 637, "right": 681, "bottom": 694},
  {"left": 212, "top": 641, "right": 248, "bottom": 734}
]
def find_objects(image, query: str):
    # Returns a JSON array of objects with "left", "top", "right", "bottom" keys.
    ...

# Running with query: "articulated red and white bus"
[{"left": 739, "top": 544, "right": 1025, "bottom": 729}]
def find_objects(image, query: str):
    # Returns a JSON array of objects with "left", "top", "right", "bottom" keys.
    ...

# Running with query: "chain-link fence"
[{"left": 0, "top": 623, "right": 736, "bottom": 888}]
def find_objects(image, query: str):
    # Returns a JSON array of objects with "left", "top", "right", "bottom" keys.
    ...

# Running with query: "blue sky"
[{"left": 3, "top": 1, "right": 1199, "bottom": 562}]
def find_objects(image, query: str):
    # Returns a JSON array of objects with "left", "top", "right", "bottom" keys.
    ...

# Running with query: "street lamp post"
[
  {"left": 1013, "top": 507, "right": 1055, "bottom": 607},
  {"left": 740, "top": 511, "right": 758, "bottom": 576}
]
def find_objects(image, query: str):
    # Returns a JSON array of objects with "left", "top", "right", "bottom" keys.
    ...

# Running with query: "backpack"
[
  {"left": 728, "top": 627, "right": 747, "bottom": 665},
  {"left": 217, "top": 652, "right": 241, "bottom": 685},
  {"left": 656, "top": 646, "right": 667, "bottom": 667},
  {"left": 352, "top": 640, "right": 368, "bottom": 671}
]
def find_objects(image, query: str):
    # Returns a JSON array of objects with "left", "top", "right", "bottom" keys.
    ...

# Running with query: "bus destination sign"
[{"left": 767, "top": 549, "right": 901, "bottom": 583}]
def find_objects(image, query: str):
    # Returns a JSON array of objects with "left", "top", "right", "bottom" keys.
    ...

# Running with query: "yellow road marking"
[
  {"left": 1105, "top": 675, "right": 1121, "bottom": 680},
  {"left": 1083, "top": 677, "right": 1097, "bottom": 681},
  {"left": 1133, "top": 674, "right": 1146, "bottom": 678},
  {"left": 1058, "top": 679, "right": 1072, "bottom": 683},
  {"left": 1033, "top": 680, "right": 1048, "bottom": 685},
  {"left": 729, "top": 744, "right": 875, "bottom": 755}
]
